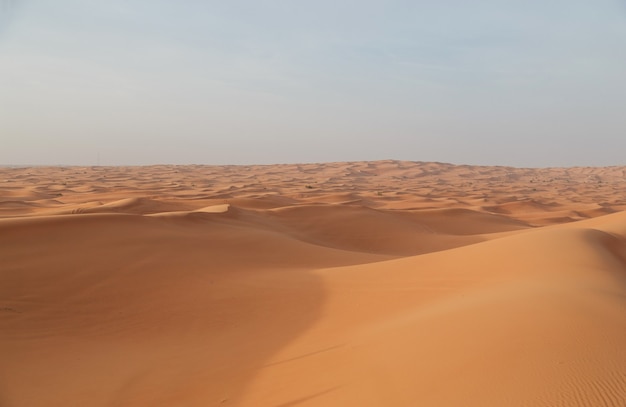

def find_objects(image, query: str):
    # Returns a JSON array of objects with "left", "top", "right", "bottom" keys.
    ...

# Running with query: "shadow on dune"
[{"left": 0, "top": 212, "right": 337, "bottom": 406}]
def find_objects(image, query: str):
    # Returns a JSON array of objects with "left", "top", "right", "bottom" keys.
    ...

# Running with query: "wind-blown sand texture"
[{"left": 1, "top": 160, "right": 625, "bottom": 407}]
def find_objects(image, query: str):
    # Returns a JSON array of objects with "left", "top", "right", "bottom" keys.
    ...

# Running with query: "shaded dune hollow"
[{"left": 1, "top": 160, "right": 625, "bottom": 407}]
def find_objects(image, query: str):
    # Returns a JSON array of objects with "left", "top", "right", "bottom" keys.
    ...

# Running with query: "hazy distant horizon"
[
  {"left": 2, "top": 1, "right": 625, "bottom": 167},
  {"left": 0, "top": 158, "right": 626, "bottom": 170}
]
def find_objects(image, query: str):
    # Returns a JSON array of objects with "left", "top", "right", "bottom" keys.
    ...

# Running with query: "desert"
[
  {"left": 1, "top": 160, "right": 625, "bottom": 406},
  {"left": 3, "top": 1, "right": 626, "bottom": 405}
]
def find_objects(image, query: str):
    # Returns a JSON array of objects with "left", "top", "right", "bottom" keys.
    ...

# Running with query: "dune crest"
[{"left": 1, "top": 161, "right": 625, "bottom": 406}]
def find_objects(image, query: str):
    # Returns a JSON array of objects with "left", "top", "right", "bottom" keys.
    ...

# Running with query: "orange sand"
[{"left": 1, "top": 160, "right": 625, "bottom": 406}]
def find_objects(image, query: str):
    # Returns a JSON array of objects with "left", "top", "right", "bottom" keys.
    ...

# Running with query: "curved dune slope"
[{"left": 244, "top": 214, "right": 626, "bottom": 406}]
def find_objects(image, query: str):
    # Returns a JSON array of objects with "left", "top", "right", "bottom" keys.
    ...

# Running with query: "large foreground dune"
[{"left": 1, "top": 160, "right": 625, "bottom": 406}]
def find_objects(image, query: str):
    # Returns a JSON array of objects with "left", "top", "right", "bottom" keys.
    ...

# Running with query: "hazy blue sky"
[{"left": 1, "top": 1, "right": 625, "bottom": 166}]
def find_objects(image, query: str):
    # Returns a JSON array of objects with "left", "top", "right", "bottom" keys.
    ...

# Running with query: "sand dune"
[{"left": 1, "top": 161, "right": 625, "bottom": 406}]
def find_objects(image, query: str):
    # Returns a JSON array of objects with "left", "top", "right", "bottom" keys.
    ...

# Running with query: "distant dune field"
[{"left": 1, "top": 160, "right": 625, "bottom": 406}]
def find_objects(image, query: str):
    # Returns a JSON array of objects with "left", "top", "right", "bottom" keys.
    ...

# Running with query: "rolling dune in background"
[{"left": 1, "top": 160, "right": 625, "bottom": 406}]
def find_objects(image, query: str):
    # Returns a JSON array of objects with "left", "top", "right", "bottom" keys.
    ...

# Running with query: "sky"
[{"left": 1, "top": 0, "right": 625, "bottom": 167}]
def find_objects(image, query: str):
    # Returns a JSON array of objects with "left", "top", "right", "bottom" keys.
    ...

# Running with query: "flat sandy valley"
[{"left": 1, "top": 160, "right": 625, "bottom": 407}]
